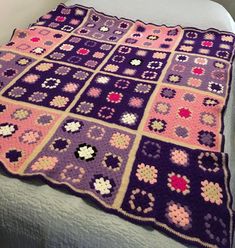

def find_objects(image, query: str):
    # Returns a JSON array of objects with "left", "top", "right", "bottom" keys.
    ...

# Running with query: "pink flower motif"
[
  {"left": 136, "top": 163, "right": 158, "bottom": 184},
  {"left": 165, "top": 201, "right": 192, "bottom": 230},
  {"left": 167, "top": 172, "right": 190, "bottom": 195},
  {"left": 63, "top": 83, "right": 79, "bottom": 93},
  {"left": 42, "top": 14, "right": 52, "bottom": 20},
  {"left": 128, "top": 97, "right": 144, "bottom": 108},
  {"left": 87, "top": 87, "right": 102, "bottom": 98},
  {"left": 31, "top": 37, "right": 40, "bottom": 43},
  {"left": 70, "top": 19, "right": 80, "bottom": 25},
  {"left": 23, "top": 74, "right": 40, "bottom": 84},
  {"left": 93, "top": 52, "right": 105, "bottom": 59},
  {"left": 177, "top": 107, "right": 192, "bottom": 119},
  {"left": 19, "top": 129, "right": 42, "bottom": 144},
  {"left": 55, "top": 16, "right": 66, "bottom": 22},
  {"left": 187, "top": 77, "right": 202, "bottom": 87},
  {"left": 107, "top": 91, "right": 123, "bottom": 103},
  {"left": 201, "top": 41, "right": 213, "bottom": 47},
  {"left": 191, "top": 67, "right": 205, "bottom": 76},
  {"left": 31, "top": 156, "right": 58, "bottom": 171},
  {"left": 201, "top": 180, "right": 223, "bottom": 205},
  {"left": 77, "top": 48, "right": 90, "bottom": 55},
  {"left": 0, "top": 53, "right": 16, "bottom": 61},
  {"left": 170, "top": 148, "right": 189, "bottom": 166}
]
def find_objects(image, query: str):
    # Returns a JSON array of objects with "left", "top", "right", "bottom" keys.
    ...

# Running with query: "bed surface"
[
  {"left": 0, "top": 1, "right": 234, "bottom": 247},
  {"left": 66, "top": 0, "right": 235, "bottom": 32}
]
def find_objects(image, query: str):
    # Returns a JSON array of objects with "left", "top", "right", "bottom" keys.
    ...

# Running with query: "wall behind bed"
[
  {"left": 214, "top": 0, "right": 235, "bottom": 20},
  {"left": 0, "top": 0, "right": 65, "bottom": 45}
]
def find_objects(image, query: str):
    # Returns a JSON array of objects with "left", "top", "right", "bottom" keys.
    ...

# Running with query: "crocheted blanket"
[{"left": 0, "top": 4, "right": 234, "bottom": 248}]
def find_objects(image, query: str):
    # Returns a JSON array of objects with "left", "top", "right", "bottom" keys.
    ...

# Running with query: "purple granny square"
[
  {"left": 70, "top": 73, "right": 155, "bottom": 130},
  {"left": 101, "top": 45, "right": 170, "bottom": 81},
  {"left": 163, "top": 53, "right": 229, "bottom": 97},
  {"left": 3, "top": 60, "right": 92, "bottom": 110},
  {"left": 176, "top": 29, "right": 235, "bottom": 62},
  {"left": 24, "top": 116, "right": 135, "bottom": 205},
  {"left": 46, "top": 35, "right": 115, "bottom": 70},
  {"left": 34, "top": 4, "right": 88, "bottom": 32},
  {"left": 0, "top": 51, "right": 35, "bottom": 90},
  {"left": 121, "top": 135, "right": 230, "bottom": 247},
  {"left": 74, "top": 9, "right": 133, "bottom": 42}
]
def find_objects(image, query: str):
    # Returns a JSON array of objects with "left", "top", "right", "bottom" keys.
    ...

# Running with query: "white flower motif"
[
  {"left": 194, "top": 57, "right": 208, "bottom": 65},
  {"left": 0, "top": 123, "right": 18, "bottom": 138},
  {"left": 31, "top": 47, "right": 45, "bottom": 55},
  {"left": 60, "top": 44, "right": 74, "bottom": 51},
  {"left": 93, "top": 177, "right": 112, "bottom": 195},
  {"left": 208, "top": 81, "right": 224, "bottom": 94},
  {"left": 99, "top": 26, "right": 109, "bottom": 32},
  {"left": 42, "top": 78, "right": 61, "bottom": 89},
  {"left": 120, "top": 112, "right": 138, "bottom": 126},
  {"left": 130, "top": 58, "right": 142, "bottom": 66},
  {"left": 96, "top": 76, "right": 110, "bottom": 84},
  {"left": 78, "top": 146, "right": 95, "bottom": 160},
  {"left": 63, "top": 120, "right": 83, "bottom": 133},
  {"left": 147, "top": 61, "right": 163, "bottom": 70},
  {"left": 75, "top": 143, "right": 97, "bottom": 161}
]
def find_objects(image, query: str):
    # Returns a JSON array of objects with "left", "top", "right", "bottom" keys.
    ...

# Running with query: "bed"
[{"left": 0, "top": 0, "right": 234, "bottom": 247}]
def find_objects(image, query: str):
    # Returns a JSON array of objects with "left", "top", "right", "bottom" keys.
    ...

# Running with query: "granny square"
[
  {"left": 143, "top": 85, "right": 224, "bottom": 151},
  {"left": 74, "top": 9, "right": 133, "bottom": 42},
  {"left": 101, "top": 45, "right": 170, "bottom": 81},
  {"left": 24, "top": 116, "right": 135, "bottom": 205},
  {"left": 121, "top": 21, "right": 183, "bottom": 51},
  {"left": 121, "top": 135, "right": 231, "bottom": 248},
  {"left": 3, "top": 60, "right": 92, "bottom": 110},
  {"left": 0, "top": 99, "right": 61, "bottom": 172},
  {"left": 2, "top": 27, "right": 69, "bottom": 57},
  {"left": 176, "top": 29, "right": 235, "bottom": 62},
  {"left": 70, "top": 73, "right": 155, "bottom": 129},
  {"left": 34, "top": 4, "right": 88, "bottom": 32},
  {"left": 163, "top": 52, "right": 230, "bottom": 97},
  {"left": 0, "top": 51, "right": 35, "bottom": 89},
  {"left": 46, "top": 35, "right": 115, "bottom": 69}
]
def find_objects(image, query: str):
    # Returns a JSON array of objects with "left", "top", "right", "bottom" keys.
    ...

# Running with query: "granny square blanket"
[{"left": 0, "top": 4, "right": 234, "bottom": 248}]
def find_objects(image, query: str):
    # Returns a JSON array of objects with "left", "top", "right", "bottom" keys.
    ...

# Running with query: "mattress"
[{"left": 0, "top": 1, "right": 234, "bottom": 248}]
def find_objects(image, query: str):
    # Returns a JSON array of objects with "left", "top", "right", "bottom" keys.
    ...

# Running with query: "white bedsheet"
[{"left": 66, "top": 0, "right": 235, "bottom": 32}]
